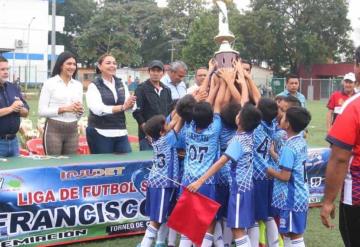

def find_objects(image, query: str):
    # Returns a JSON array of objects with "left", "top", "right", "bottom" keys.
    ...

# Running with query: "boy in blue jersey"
[
  {"left": 178, "top": 72, "right": 226, "bottom": 247},
  {"left": 188, "top": 103, "right": 262, "bottom": 247},
  {"left": 249, "top": 98, "right": 279, "bottom": 247},
  {"left": 267, "top": 107, "right": 311, "bottom": 247},
  {"left": 270, "top": 96, "right": 301, "bottom": 169},
  {"left": 156, "top": 95, "right": 198, "bottom": 247},
  {"left": 138, "top": 114, "right": 183, "bottom": 247},
  {"left": 215, "top": 102, "right": 242, "bottom": 247}
]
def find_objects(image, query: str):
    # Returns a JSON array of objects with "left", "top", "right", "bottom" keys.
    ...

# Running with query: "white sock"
[
  {"left": 179, "top": 235, "right": 193, "bottom": 247},
  {"left": 247, "top": 222, "right": 259, "bottom": 247},
  {"left": 168, "top": 228, "right": 177, "bottom": 246},
  {"left": 201, "top": 233, "right": 214, "bottom": 247},
  {"left": 284, "top": 236, "right": 291, "bottom": 247},
  {"left": 266, "top": 217, "right": 279, "bottom": 247},
  {"left": 291, "top": 237, "right": 305, "bottom": 247},
  {"left": 140, "top": 225, "right": 158, "bottom": 247},
  {"left": 214, "top": 221, "right": 224, "bottom": 247},
  {"left": 235, "top": 235, "right": 250, "bottom": 247},
  {"left": 222, "top": 220, "right": 232, "bottom": 247},
  {"left": 156, "top": 224, "right": 169, "bottom": 244}
]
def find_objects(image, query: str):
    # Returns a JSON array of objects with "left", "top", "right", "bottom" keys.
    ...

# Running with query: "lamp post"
[{"left": 26, "top": 16, "right": 35, "bottom": 91}]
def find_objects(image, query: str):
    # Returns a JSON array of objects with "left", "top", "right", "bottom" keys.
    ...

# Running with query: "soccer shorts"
[
  {"left": 145, "top": 187, "right": 176, "bottom": 223},
  {"left": 279, "top": 210, "right": 307, "bottom": 234},
  {"left": 227, "top": 189, "right": 255, "bottom": 229},
  {"left": 215, "top": 184, "right": 230, "bottom": 219},
  {"left": 253, "top": 179, "right": 275, "bottom": 220}
]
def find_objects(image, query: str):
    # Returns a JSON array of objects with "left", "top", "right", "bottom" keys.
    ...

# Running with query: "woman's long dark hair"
[{"left": 51, "top": 51, "right": 78, "bottom": 78}]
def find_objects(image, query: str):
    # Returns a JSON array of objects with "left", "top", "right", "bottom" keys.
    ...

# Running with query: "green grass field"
[{"left": 24, "top": 96, "right": 342, "bottom": 247}]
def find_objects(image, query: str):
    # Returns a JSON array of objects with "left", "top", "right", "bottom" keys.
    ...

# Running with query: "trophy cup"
[{"left": 214, "top": 0, "right": 239, "bottom": 68}]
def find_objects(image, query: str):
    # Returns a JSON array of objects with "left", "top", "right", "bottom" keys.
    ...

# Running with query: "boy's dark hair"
[
  {"left": 220, "top": 102, "right": 242, "bottom": 129},
  {"left": 241, "top": 59, "right": 252, "bottom": 70},
  {"left": 143, "top": 115, "right": 166, "bottom": 141},
  {"left": 286, "top": 107, "right": 311, "bottom": 133},
  {"left": 193, "top": 102, "right": 213, "bottom": 129},
  {"left": 284, "top": 95, "right": 301, "bottom": 107},
  {"left": 275, "top": 95, "right": 285, "bottom": 102},
  {"left": 176, "top": 94, "right": 196, "bottom": 123},
  {"left": 286, "top": 74, "right": 299, "bottom": 83},
  {"left": 52, "top": 51, "right": 78, "bottom": 78},
  {"left": 240, "top": 103, "right": 262, "bottom": 132},
  {"left": 0, "top": 56, "right": 8, "bottom": 63},
  {"left": 356, "top": 46, "right": 360, "bottom": 66},
  {"left": 257, "top": 97, "right": 278, "bottom": 123},
  {"left": 169, "top": 100, "right": 178, "bottom": 113}
]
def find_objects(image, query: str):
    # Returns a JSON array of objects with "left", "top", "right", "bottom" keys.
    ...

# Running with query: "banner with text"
[
  {"left": 306, "top": 148, "right": 330, "bottom": 205},
  {"left": 0, "top": 160, "right": 152, "bottom": 246}
]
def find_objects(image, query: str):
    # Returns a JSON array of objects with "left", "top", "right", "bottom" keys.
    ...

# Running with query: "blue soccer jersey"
[
  {"left": 273, "top": 120, "right": 287, "bottom": 153},
  {"left": 217, "top": 124, "right": 237, "bottom": 185},
  {"left": 182, "top": 114, "right": 222, "bottom": 184},
  {"left": 272, "top": 133, "right": 309, "bottom": 212},
  {"left": 148, "top": 130, "right": 179, "bottom": 188},
  {"left": 253, "top": 121, "right": 275, "bottom": 180},
  {"left": 224, "top": 131, "right": 254, "bottom": 193}
]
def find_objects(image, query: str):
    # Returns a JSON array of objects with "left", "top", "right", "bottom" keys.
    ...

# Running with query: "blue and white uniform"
[
  {"left": 225, "top": 131, "right": 255, "bottom": 228},
  {"left": 253, "top": 120, "right": 276, "bottom": 220},
  {"left": 272, "top": 133, "right": 309, "bottom": 234},
  {"left": 216, "top": 123, "right": 236, "bottom": 218},
  {"left": 146, "top": 130, "right": 179, "bottom": 223},
  {"left": 182, "top": 114, "right": 222, "bottom": 199}
]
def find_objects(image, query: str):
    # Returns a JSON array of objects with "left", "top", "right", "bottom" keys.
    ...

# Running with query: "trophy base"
[{"left": 214, "top": 51, "right": 239, "bottom": 68}]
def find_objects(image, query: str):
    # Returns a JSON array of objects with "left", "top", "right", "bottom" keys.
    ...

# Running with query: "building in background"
[{"left": 0, "top": 0, "right": 64, "bottom": 84}]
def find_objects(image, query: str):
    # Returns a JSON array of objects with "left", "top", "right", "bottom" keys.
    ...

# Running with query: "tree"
[
  {"left": 75, "top": 2, "right": 141, "bottom": 66},
  {"left": 181, "top": 11, "right": 218, "bottom": 69},
  {"left": 119, "top": 0, "right": 171, "bottom": 64},
  {"left": 56, "top": 0, "right": 97, "bottom": 64},
  {"left": 162, "top": 0, "right": 207, "bottom": 61},
  {"left": 243, "top": 0, "right": 354, "bottom": 74}
]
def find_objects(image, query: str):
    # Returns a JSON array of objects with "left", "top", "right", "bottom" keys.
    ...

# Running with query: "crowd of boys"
[{"left": 137, "top": 58, "right": 311, "bottom": 247}]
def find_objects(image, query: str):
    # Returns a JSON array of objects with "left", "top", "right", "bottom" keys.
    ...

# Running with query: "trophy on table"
[{"left": 213, "top": 0, "right": 239, "bottom": 68}]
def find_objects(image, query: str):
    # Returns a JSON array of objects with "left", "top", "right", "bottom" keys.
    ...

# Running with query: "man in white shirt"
[
  {"left": 161, "top": 60, "right": 188, "bottom": 102},
  {"left": 187, "top": 67, "right": 208, "bottom": 95}
]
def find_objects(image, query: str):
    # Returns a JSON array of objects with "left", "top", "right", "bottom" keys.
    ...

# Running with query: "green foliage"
[
  {"left": 246, "top": 0, "right": 354, "bottom": 74},
  {"left": 182, "top": 11, "right": 218, "bottom": 69},
  {"left": 56, "top": 0, "right": 97, "bottom": 64},
  {"left": 75, "top": 2, "right": 141, "bottom": 66},
  {"left": 56, "top": 0, "right": 353, "bottom": 72}
]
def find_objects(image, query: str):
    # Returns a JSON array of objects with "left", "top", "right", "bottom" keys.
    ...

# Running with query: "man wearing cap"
[
  {"left": 326, "top": 72, "right": 356, "bottom": 131},
  {"left": 0, "top": 56, "right": 29, "bottom": 157},
  {"left": 161, "top": 60, "right": 188, "bottom": 102},
  {"left": 133, "top": 60, "right": 172, "bottom": 151}
]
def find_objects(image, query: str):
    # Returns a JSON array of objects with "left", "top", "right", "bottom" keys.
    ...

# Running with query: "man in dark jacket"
[{"left": 133, "top": 60, "right": 172, "bottom": 151}]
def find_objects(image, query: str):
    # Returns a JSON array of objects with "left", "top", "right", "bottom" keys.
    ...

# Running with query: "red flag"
[{"left": 167, "top": 188, "right": 220, "bottom": 246}]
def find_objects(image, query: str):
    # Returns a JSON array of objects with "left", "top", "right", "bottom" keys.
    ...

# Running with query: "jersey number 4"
[{"left": 257, "top": 138, "right": 269, "bottom": 159}]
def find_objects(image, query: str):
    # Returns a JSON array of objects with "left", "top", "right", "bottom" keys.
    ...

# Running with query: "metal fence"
[{"left": 271, "top": 77, "right": 344, "bottom": 100}]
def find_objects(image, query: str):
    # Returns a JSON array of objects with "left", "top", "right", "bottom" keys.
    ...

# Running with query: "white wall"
[{"left": 0, "top": 0, "right": 64, "bottom": 83}]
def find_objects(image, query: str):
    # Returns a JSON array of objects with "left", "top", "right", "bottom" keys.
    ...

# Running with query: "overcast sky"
[{"left": 156, "top": 0, "right": 360, "bottom": 47}]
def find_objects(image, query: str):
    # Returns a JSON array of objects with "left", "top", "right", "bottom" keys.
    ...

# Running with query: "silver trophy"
[{"left": 214, "top": 0, "right": 239, "bottom": 68}]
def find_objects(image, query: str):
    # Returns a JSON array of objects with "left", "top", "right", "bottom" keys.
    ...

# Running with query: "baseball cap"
[
  {"left": 344, "top": 72, "right": 356, "bottom": 82},
  {"left": 148, "top": 60, "right": 164, "bottom": 71}
]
